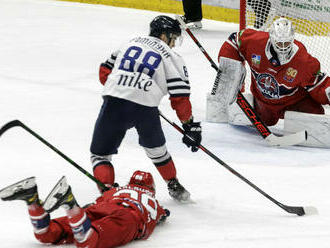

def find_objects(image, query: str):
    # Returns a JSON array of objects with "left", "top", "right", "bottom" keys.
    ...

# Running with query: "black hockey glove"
[
  {"left": 101, "top": 182, "right": 119, "bottom": 193},
  {"left": 182, "top": 120, "right": 202, "bottom": 152},
  {"left": 158, "top": 208, "right": 170, "bottom": 224}
]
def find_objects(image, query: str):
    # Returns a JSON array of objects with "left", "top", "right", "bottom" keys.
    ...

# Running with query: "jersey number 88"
[{"left": 119, "top": 46, "right": 162, "bottom": 78}]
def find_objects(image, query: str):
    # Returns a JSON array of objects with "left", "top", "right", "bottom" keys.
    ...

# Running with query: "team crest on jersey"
[
  {"left": 252, "top": 54, "right": 261, "bottom": 68},
  {"left": 283, "top": 67, "right": 298, "bottom": 83},
  {"left": 256, "top": 73, "right": 280, "bottom": 99}
]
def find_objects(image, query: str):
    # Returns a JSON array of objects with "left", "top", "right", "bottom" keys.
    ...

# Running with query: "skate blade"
[
  {"left": 43, "top": 176, "right": 68, "bottom": 212},
  {"left": 0, "top": 177, "right": 36, "bottom": 199}
]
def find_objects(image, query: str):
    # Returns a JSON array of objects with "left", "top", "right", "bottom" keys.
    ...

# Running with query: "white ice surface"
[{"left": 0, "top": 0, "right": 330, "bottom": 247}]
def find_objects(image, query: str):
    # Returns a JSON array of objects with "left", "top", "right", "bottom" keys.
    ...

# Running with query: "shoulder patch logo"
[
  {"left": 252, "top": 54, "right": 261, "bottom": 68},
  {"left": 284, "top": 67, "right": 298, "bottom": 83}
]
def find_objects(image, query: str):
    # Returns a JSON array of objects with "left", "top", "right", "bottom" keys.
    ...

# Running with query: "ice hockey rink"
[{"left": 0, "top": 0, "right": 330, "bottom": 247}]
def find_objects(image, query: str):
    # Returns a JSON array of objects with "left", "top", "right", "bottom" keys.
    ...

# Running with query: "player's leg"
[
  {"left": 285, "top": 94, "right": 325, "bottom": 115},
  {"left": 90, "top": 96, "right": 130, "bottom": 189},
  {"left": 283, "top": 95, "right": 329, "bottom": 148},
  {"left": 254, "top": 98, "right": 282, "bottom": 126},
  {"left": 43, "top": 176, "right": 99, "bottom": 248},
  {"left": 0, "top": 177, "right": 73, "bottom": 244},
  {"left": 135, "top": 106, "right": 190, "bottom": 201},
  {"left": 284, "top": 111, "right": 330, "bottom": 148},
  {"left": 87, "top": 208, "right": 140, "bottom": 248},
  {"left": 232, "top": 94, "right": 324, "bottom": 127},
  {"left": 182, "top": 0, "right": 202, "bottom": 29}
]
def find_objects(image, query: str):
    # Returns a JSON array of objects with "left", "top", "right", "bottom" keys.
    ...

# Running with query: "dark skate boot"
[
  {"left": 0, "top": 177, "right": 39, "bottom": 205},
  {"left": 43, "top": 176, "right": 78, "bottom": 213},
  {"left": 167, "top": 178, "right": 191, "bottom": 201}
]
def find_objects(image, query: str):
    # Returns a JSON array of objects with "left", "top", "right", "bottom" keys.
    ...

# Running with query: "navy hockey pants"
[{"left": 90, "top": 96, "right": 166, "bottom": 156}]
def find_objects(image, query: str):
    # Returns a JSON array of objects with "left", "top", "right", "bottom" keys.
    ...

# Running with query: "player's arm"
[
  {"left": 166, "top": 56, "right": 193, "bottom": 122},
  {"left": 157, "top": 206, "right": 170, "bottom": 224},
  {"left": 170, "top": 96, "right": 192, "bottom": 123},
  {"left": 305, "top": 71, "right": 330, "bottom": 105},
  {"left": 302, "top": 56, "right": 330, "bottom": 105},
  {"left": 218, "top": 30, "right": 249, "bottom": 63},
  {"left": 99, "top": 49, "right": 120, "bottom": 85},
  {"left": 169, "top": 93, "right": 202, "bottom": 152},
  {"left": 166, "top": 56, "right": 202, "bottom": 151}
]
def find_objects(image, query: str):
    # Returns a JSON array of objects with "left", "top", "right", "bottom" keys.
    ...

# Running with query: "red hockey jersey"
[
  {"left": 93, "top": 184, "right": 166, "bottom": 240},
  {"left": 36, "top": 184, "right": 167, "bottom": 248},
  {"left": 219, "top": 29, "right": 330, "bottom": 108}
]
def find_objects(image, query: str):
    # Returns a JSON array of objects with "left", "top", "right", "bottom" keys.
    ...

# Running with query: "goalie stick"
[
  {"left": 159, "top": 111, "right": 317, "bottom": 216},
  {"left": 0, "top": 120, "right": 109, "bottom": 192},
  {"left": 175, "top": 15, "right": 307, "bottom": 147}
]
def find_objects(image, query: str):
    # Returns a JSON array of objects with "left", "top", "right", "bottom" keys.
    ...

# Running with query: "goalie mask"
[
  {"left": 129, "top": 170, "right": 155, "bottom": 192},
  {"left": 149, "top": 15, "right": 182, "bottom": 47},
  {"left": 269, "top": 18, "right": 295, "bottom": 64}
]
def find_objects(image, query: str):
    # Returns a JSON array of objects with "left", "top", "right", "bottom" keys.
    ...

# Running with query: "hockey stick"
[
  {"left": 0, "top": 120, "right": 109, "bottom": 192},
  {"left": 175, "top": 15, "right": 307, "bottom": 147},
  {"left": 159, "top": 111, "right": 317, "bottom": 216}
]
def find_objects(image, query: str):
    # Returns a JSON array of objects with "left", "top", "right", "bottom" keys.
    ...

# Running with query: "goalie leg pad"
[
  {"left": 228, "top": 93, "right": 254, "bottom": 126},
  {"left": 206, "top": 92, "right": 228, "bottom": 123},
  {"left": 206, "top": 57, "right": 246, "bottom": 123},
  {"left": 218, "top": 57, "right": 246, "bottom": 106},
  {"left": 284, "top": 111, "right": 330, "bottom": 148}
]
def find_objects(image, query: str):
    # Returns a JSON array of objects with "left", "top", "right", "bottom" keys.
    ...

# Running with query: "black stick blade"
[
  {"left": 284, "top": 206, "right": 305, "bottom": 216},
  {"left": 0, "top": 120, "right": 22, "bottom": 137}
]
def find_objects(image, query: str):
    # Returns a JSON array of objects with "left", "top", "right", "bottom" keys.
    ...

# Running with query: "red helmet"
[{"left": 129, "top": 170, "right": 155, "bottom": 192}]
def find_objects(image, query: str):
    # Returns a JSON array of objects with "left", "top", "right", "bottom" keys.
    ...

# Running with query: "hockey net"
[{"left": 240, "top": 0, "right": 330, "bottom": 93}]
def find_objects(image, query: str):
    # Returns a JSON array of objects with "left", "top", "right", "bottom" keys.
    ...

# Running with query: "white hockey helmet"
[{"left": 269, "top": 18, "right": 295, "bottom": 63}]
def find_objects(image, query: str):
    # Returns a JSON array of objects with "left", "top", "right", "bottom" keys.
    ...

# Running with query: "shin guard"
[
  {"left": 93, "top": 163, "right": 115, "bottom": 186},
  {"left": 67, "top": 207, "right": 96, "bottom": 246},
  {"left": 144, "top": 145, "right": 176, "bottom": 180},
  {"left": 28, "top": 204, "right": 50, "bottom": 235}
]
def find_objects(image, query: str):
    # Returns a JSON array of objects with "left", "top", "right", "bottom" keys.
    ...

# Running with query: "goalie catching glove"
[{"left": 182, "top": 118, "right": 202, "bottom": 152}]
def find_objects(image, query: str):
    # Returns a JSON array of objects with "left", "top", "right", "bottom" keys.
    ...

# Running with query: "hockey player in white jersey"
[{"left": 90, "top": 15, "right": 202, "bottom": 201}]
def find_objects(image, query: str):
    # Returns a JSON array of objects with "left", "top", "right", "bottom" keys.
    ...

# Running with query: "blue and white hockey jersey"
[{"left": 101, "top": 36, "right": 191, "bottom": 109}]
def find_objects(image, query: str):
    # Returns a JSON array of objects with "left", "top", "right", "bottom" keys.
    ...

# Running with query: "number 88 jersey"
[{"left": 102, "top": 36, "right": 191, "bottom": 107}]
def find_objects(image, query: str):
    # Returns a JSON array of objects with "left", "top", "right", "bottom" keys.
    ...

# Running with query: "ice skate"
[
  {"left": 186, "top": 21, "right": 202, "bottom": 29},
  {"left": 0, "top": 177, "right": 39, "bottom": 205},
  {"left": 43, "top": 176, "right": 77, "bottom": 213},
  {"left": 180, "top": 15, "right": 202, "bottom": 29},
  {"left": 167, "top": 178, "right": 191, "bottom": 201}
]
